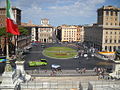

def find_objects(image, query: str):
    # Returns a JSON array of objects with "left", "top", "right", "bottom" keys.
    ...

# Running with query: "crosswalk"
[{"left": 25, "top": 70, "right": 97, "bottom": 77}]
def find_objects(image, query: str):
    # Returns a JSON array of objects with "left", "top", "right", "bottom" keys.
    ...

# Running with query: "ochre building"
[{"left": 57, "top": 25, "right": 84, "bottom": 42}]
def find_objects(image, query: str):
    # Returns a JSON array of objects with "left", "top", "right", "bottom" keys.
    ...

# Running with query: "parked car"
[
  {"left": 41, "top": 44, "right": 45, "bottom": 48},
  {"left": 32, "top": 43, "right": 38, "bottom": 46}
]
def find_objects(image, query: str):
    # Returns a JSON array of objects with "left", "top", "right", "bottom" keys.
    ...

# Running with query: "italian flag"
[{"left": 6, "top": 0, "right": 20, "bottom": 35}]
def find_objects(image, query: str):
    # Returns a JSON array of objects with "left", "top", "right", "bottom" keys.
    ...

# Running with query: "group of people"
[
  {"left": 93, "top": 67, "right": 106, "bottom": 79},
  {"left": 76, "top": 67, "right": 86, "bottom": 74},
  {"left": 50, "top": 67, "right": 62, "bottom": 76}
]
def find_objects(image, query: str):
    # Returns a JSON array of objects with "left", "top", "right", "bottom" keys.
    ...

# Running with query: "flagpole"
[
  {"left": 15, "top": 35, "right": 18, "bottom": 57},
  {"left": 6, "top": 0, "right": 9, "bottom": 59},
  {"left": 4, "top": 0, "right": 12, "bottom": 72},
  {"left": 6, "top": 34, "right": 9, "bottom": 59}
]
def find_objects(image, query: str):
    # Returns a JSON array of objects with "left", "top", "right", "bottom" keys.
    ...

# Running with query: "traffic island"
[{"left": 42, "top": 47, "right": 78, "bottom": 59}]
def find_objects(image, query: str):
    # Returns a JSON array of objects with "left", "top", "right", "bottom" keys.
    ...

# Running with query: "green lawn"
[{"left": 43, "top": 47, "right": 78, "bottom": 59}]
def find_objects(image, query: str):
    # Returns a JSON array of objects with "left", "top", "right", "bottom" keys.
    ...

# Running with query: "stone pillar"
[
  {"left": 109, "top": 61, "right": 120, "bottom": 79},
  {"left": 0, "top": 62, "right": 17, "bottom": 90},
  {"left": 15, "top": 61, "right": 31, "bottom": 81}
]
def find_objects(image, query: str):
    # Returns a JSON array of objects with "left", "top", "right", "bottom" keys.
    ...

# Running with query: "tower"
[
  {"left": 41, "top": 18, "right": 49, "bottom": 26},
  {"left": 97, "top": 6, "right": 120, "bottom": 27}
]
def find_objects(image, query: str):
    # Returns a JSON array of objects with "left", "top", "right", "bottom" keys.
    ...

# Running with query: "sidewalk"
[{"left": 26, "top": 70, "right": 97, "bottom": 77}]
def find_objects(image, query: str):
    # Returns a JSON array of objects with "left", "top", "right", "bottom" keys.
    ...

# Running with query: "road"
[
  {"left": 24, "top": 43, "right": 113, "bottom": 71},
  {"left": 0, "top": 43, "right": 113, "bottom": 75}
]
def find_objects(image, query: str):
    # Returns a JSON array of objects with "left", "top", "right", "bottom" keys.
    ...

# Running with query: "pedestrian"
[
  {"left": 76, "top": 68, "right": 79, "bottom": 73},
  {"left": 80, "top": 69, "right": 83, "bottom": 74},
  {"left": 83, "top": 68, "right": 86, "bottom": 73},
  {"left": 93, "top": 67, "right": 97, "bottom": 72},
  {"left": 44, "top": 70, "right": 47, "bottom": 73}
]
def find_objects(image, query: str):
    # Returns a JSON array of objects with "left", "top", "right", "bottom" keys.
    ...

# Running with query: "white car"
[
  {"left": 74, "top": 55, "right": 79, "bottom": 58},
  {"left": 83, "top": 54, "right": 88, "bottom": 57},
  {"left": 91, "top": 54, "right": 94, "bottom": 57}
]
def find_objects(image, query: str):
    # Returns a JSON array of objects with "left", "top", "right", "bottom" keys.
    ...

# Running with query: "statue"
[
  {"left": 114, "top": 49, "right": 120, "bottom": 61},
  {"left": 4, "top": 62, "right": 13, "bottom": 72}
]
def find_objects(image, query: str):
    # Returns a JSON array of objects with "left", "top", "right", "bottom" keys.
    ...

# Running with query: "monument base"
[
  {"left": 109, "top": 60, "right": 120, "bottom": 79},
  {"left": 15, "top": 61, "right": 31, "bottom": 82},
  {"left": 0, "top": 70, "right": 18, "bottom": 90}
]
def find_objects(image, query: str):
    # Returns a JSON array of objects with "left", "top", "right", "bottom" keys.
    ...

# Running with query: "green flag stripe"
[{"left": 6, "top": 0, "right": 11, "bottom": 18}]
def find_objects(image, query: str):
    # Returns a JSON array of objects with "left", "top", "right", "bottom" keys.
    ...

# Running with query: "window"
[
  {"left": 118, "top": 46, "right": 120, "bottom": 49},
  {"left": 115, "top": 12, "right": 117, "bottom": 16},
  {"left": 110, "top": 39, "right": 112, "bottom": 43},
  {"left": 106, "top": 11, "right": 109, "bottom": 16},
  {"left": 105, "top": 39, "right": 108, "bottom": 43},
  {"left": 110, "top": 11, "right": 113, "bottom": 16},
  {"left": 113, "top": 46, "right": 116, "bottom": 51},
  {"left": 106, "top": 32, "right": 108, "bottom": 34},
  {"left": 118, "top": 40, "right": 120, "bottom": 43},
  {"left": 110, "top": 46, "right": 112, "bottom": 52},
  {"left": 106, "top": 17, "right": 108, "bottom": 20},
  {"left": 114, "top": 40, "right": 116, "bottom": 43},
  {"left": 105, "top": 46, "right": 107, "bottom": 51},
  {"left": 115, "top": 32, "right": 116, "bottom": 34}
]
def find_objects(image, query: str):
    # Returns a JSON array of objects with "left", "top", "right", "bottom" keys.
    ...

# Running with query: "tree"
[
  {"left": 18, "top": 26, "right": 29, "bottom": 35},
  {"left": 0, "top": 26, "right": 29, "bottom": 36},
  {"left": 0, "top": 26, "right": 29, "bottom": 56},
  {"left": 0, "top": 27, "right": 13, "bottom": 37}
]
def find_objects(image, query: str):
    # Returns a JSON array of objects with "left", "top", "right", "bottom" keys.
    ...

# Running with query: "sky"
[{"left": 0, "top": 0, "right": 120, "bottom": 26}]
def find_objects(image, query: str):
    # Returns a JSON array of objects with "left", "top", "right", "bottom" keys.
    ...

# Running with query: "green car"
[
  {"left": 28, "top": 60, "right": 48, "bottom": 67},
  {"left": 28, "top": 61, "right": 36, "bottom": 67},
  {"left": 40, "top": 59, "right": 47, "bottom": 62}
]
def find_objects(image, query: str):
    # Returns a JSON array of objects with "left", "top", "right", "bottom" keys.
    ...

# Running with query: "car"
[
  {"left": 40, "top": 59, "right": 47, "bottom": 62},
  {"left": 28, "top": 59, "right": 48, "bottom": 67},
  {"left": 32, "top": 43, "right": 38, "bottom": 46},
  {"left": 83, "top": 54, "right": 88, "bottom": 57},
  {"left": 28, "top": 61, "right": 36, "bottom": 67},
  {"left": 28, "top": 61, "right": 48, "bottom": 67},
  {"left": 41, "top": 44, "right": 45, "bottom": 48},
  {"left": 74, "top": 55, "right": 79, "bottom": 58},
  {"left": 91, "top": 54, "right": 94, "bottom": 57}
]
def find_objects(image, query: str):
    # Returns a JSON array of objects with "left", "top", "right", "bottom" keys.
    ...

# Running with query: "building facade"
[
  {"left": 84, "top": 6, "right": 120, "bottom": 52},
  {"left": 0, "top": 7, "right": 32, "bottom": 56},
  {"left": 0, "top": 7, "right": 21, "bottom": 27},
  {"left": 57, "top": 25, "right": 84, "bottom": 42},
  {"left": 31, "top": 19, "right": 54, "bottom": 43},
  {"left": 38, "top": 19, "right": 53, "bottom": 43}
]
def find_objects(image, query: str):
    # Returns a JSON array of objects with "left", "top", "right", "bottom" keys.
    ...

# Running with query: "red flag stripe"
[{"left": 6, "top": 18, "right": 20, "bottom": 35}]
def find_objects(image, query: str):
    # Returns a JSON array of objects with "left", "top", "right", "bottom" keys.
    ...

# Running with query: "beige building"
[
  {"left": 38, "top": 19, "right": 53, "bottom": 43},
  {"left": 31, "top": 19, "right": 54, "bottom": 43},
  {"left": 84, "top": 6, "right": 120, "bottom": 52},
  {"left": 57, "top": 25, "right": 84, "bottom": 42}
]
